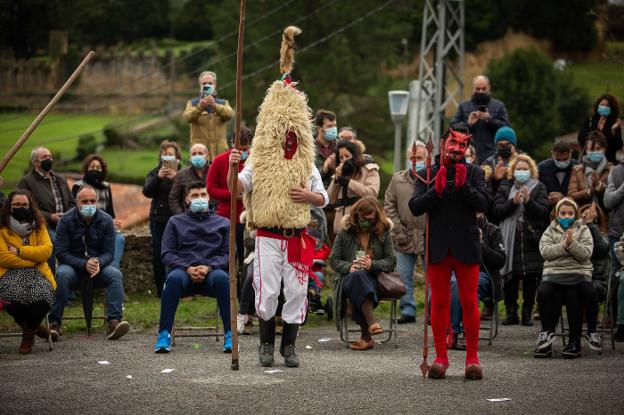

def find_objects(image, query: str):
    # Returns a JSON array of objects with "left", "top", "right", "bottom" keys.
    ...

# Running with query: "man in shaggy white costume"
[{"left": 228, "top": 26, "right": 328, "bottom": 368}]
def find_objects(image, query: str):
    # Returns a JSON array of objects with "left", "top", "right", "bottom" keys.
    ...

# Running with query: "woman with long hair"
[
  {"left": 330, "top": 196, "right": 396, "bottom": 351},
  {"left": 578, "top": 93, "right": 622, "bottom": 163},
  {"left": 0, "top": 189, "right": 55, "bottom": 354}
]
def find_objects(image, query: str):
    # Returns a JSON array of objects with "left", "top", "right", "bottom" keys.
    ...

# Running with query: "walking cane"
[
  {"left": 227, "top": 0, "right": 246, "bottom": 371},
  {"left": 0, "top": 51, "right": 95, "bottom": 175},
  {"left": 419, "top": 135, "right": 435, "bottom": 378}
]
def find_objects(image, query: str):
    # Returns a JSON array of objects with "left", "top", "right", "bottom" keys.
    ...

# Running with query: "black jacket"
[
  {"left": 16, "top": 169, "right": 74, "bottom": 226},
  {"left": 143, "top": 165, "right": 176, "bottom": 224},
  {"left": 409, "top": 162, "right": 490, "bottom": 264},
  {"left": 491, "top": 179, "right": 550, "bottom": 276},
  {"left": 537, "top": 158, "right": 579, "bottom": 196},
  {"left": 588, "top": 223, "right": 609, "bottom": 302},
  {"left": 479, "top": 218, "right": 506, "bottom": 302}
]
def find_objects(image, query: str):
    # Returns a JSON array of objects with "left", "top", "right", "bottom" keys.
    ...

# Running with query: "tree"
[{"left": 486, "top": 48, "right": 590, "bottom": 158}]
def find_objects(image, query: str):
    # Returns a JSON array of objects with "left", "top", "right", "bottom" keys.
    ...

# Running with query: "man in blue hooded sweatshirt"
[{"left": 154, "top": 181, "right": 231, "bottom": 353}]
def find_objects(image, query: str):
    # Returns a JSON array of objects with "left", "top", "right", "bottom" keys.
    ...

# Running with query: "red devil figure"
[{"left": 409, "top": 128, "right": 490, "bottom": 380}]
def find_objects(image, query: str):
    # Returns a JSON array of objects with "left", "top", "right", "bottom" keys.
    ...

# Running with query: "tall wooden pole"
[
  {"left": 0, "top": 51, "right": 95, "bottom": 175},
  {"left": 420, "top": 135, "right": 434, "bottom": 378},
  {"left": 228, "top": 0, "right": 246, "bottom": 371}
]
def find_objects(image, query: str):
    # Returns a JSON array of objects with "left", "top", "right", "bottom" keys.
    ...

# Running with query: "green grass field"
[{"left": 567, "top": 60, "right": 624, "bottom": 102}]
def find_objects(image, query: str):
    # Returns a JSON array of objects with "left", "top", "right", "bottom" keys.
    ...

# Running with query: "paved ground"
[{"left": 1, "top": 319, "right": 623, "bottom": 414}]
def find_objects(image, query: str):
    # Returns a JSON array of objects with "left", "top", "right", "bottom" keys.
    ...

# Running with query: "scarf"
[
  {"left": 9, "top": 216, "right": 34, "bottom": 237},
  {"left": 581, "top": 154, "right": 608, "bottom": 189},
  {"left": 500, "top": 178, "right": 539, "bottom": 277}
]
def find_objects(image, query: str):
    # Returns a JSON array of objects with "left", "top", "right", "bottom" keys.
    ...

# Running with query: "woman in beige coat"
[{"left": 327, "top": 140, "right": 380, "bottom": 235}]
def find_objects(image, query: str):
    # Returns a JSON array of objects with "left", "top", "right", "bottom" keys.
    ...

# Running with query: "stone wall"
[{"left": 119, "top": 234, "right": 155, "bottom": 294}]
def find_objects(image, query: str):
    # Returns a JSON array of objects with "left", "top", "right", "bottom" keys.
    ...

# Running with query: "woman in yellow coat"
[{"left": 0, "top": 189, "right": 55, "bottom": 354}]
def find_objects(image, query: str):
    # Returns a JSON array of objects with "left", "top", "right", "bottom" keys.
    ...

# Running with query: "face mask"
[
  {"left": 597, "top": 105, "right": 611, "bottom": 117},
  {"left": 85, "top": 169, "right": 103, "bottom": 183},
  {"left": 190, "top": 198, "right": 210, "bottom": 213},
  {"left": 514, "top": 170, "right": 530, "bottom": 184},
  {"left": 11, "top": 207, "right": 33, "bottom": 223},
  {"left": 161, "top": 155, "right": 176, "bottom": 163},
  {"left": 201, "top": 84, "right": 214, "bottom": 97},
  {"left": 414, "top": 161, "right": 425, "bottom": 171},
  {"left": 191, "top": 155, "right": 207, "bottom": 168},
  {"left": 358, "top": 218, "right": 374, "bottom": 232},
  {"left": 557, "top": 217, "right": 575, "bottom": 230},
  {"left": 324, "top": 127, "right": 338, "bottom": 141},
  {"left": 497, "top": 145, "right": 513, "bottom": 159},
  {"left": 465, "top": 157, "right": 473, "bottom": 164},
  {"left": 80, "top": 205, "right": 97, "bottom": 218},
  {"left": 554, "top": 159, "right": 570, "bottom": 170},
  {"left": 40, "top": 159, "right": 53, "bottom": 172},
  {"left": 473, "top": 92, "right": 490, "bottom": 106},
  {"left": 586, "top": 151, "right": 604, "bottom": 163},
  {"left": 241, "top": 150, "right": 249, "bottom": 161}
]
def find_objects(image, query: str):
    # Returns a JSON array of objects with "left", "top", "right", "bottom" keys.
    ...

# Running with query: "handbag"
[{"left": 376, "top": 271, "right": 406, "bottom": 299}]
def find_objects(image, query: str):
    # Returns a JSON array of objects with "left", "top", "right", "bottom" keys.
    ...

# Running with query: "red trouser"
[{"left": 429, "top": 254, "right": 480, "bottom": 366}]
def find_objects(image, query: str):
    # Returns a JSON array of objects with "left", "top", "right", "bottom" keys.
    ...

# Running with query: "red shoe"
[
  {"left": 427, "top": 362, "right": 449, "bottom": 379},
  {"left": 465, "top": 364, "right": 483, "bottom": 380}
]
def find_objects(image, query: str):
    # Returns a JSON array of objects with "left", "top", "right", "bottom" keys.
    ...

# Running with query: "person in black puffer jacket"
[
  {"left": 492, "top": 154, "right": 550, "bottom": 326},
  {"left": 143, "top": 140, "right": 181, "bottom": 297}
]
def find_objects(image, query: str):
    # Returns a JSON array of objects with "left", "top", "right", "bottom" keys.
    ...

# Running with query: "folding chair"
[
  {"left": 0, "top": 313, "right": 54, "bottom": 351},
  {"left": 339, "top": 297, "right": 399, "bottom": 348},
  {"left": 171, "top": 296, "right": 221, "bottom": 347}
]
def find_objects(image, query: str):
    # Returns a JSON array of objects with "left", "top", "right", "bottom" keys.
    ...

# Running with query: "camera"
[{"left": 477, "top": 105, "right": 487, "bottom": 112}]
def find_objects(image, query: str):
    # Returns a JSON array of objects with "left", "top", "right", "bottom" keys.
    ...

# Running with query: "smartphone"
[
  {"left": 355, "top": 250, "right": 366, "bottom": 260},
  {"left": 162, "top": 158, "right": 176, "bottom": 170},
  {"left": 202, "top": 84, "right": 213, "bottom": 98},
  {"left": 477, "top": 105, "right": 487, "bottom": 112}
]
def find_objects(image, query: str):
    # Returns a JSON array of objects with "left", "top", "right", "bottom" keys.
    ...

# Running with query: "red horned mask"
[{"left": 442, "top": 129, "right": 472, "bottom": 164}]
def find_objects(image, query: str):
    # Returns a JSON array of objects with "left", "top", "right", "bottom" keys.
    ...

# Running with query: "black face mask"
[
  {"left": 40, "top": 159, "right": 53, "bottom": 172},
  {"left": 85, "top": 169, "right": 104, "bottom": 184},
  {"left": 472, "top": 92, "right": 490, "bottom": 106},
  {"left": 12, "top": 207, "right": 33, "bottom": 223},
  {"left": 497, "top": 145, "right": 513, "bottom": 159}
]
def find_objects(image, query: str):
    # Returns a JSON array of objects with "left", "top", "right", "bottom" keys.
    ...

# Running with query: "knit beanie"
[
  {"left": 555, "top": 197, "right": 579, "bottom": 217},
  {"left": 494, "top": 126, "right": 517, "bottom": 146}
]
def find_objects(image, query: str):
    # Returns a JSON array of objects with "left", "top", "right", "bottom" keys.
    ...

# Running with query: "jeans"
[
  {"left": 112, "top": 232, "right": 125, "bottom": 270},
  {"left": 450, "top": 272, "right": 492, "bottom": 334},
  {"left": 50, "top": 264, "right": 125, "bottom": 324},
  {"left": 396, "top": 251, "right": 424, "bottom": 318},
  {"left": 149, "top": 220, "right": 168, "bottom": 297},
  {"left": 158, "top": 267, "right": 231, "bottom": 333}
]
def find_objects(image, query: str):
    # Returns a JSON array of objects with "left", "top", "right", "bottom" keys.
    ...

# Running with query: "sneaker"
[
  {"left": 107, "top": 320, "right": 130, "bottom": 340},
  {"left": 223, "top": 330, "right": 233, "bottom": 353},
  {"left": 562, "top": 340, "right": 581, "bottom": 359},
  {"left": 535, "top": 331, "right": 556, "bottom": 350},
  {"left": 243, "top": 320, "right": 253, "bottom": 335},
  {"left": 49, "top": 322, "right": 61, "bottom": 342},
  {"left": 533, "top": 344, "right": 552, "bottom": 358},
  {"left": 281, "top": 344, "right": 300, "bottom": 368},
  {"left": 154, "top": 330, "right": 171, "bottom": 353},
  {"left": 236, "top": 314, "right": 247, "bottom": 335},
  {"left": 397, "top": 315, "right": 416, "bottom": 324},
  {"left": 258, "top": 343, "right": 275, "bottom": 367},
  {"left": 615, "top": 325, "right": 624, "bottom": 342},
  {"left": 584, "top": 332, "right": 602, "bottom": 351}
]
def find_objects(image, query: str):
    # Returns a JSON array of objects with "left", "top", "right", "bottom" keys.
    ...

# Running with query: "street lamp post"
[{"left": 388, "top": 90, "right": 410, "bottom": 172}]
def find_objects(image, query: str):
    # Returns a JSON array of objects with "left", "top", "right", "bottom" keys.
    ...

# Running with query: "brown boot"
[
  {"left": 480, "top": 304, "right": 493, "bottom": 321},
  {"left": 465, "top": 364, "right": 483, "bottom": 380},
  {"left": 427, "top": 362, "right": 449, "bottom": 379},
  {"left": 35, "top": 324, "right": 51, "bottom": 340},
  {"left": 19, "top": 327, "right": 35, "bottom": 354},
  {"left": 49, "top": 322, "right": 60, "bottom": 342},
  {"left": 107, "top": 320, "right": 130, "bottom": 340}
]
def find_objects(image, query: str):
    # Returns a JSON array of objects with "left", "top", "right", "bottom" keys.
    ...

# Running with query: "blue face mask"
[
  {"left": 161, "top": 155, "right": 176, "bottom": 162},
  {"left": 414, "top": 161, "right": 425, "bottom": 172},
  {"left": 241, "top": 150, "right": 249, "bottom": 161},
  {"left": 80, "top": 204, "right": 97, "bottom": 218},
  {"left": 554, "top": 159, "right": 570, "bottom": 170},
  {"left": 190, "top": 198, "right": 210, "bottom": 213},
  {"left": 324, "top": 127, "right": 338, "bottom": 141},
  {"left": 586, "top": 151, "right": 604, "bottom": 163},
  {"left": 558, "top": 217, "right": 575, "bottom": 230},
  {"left": 191, "top": 155, "right": 207, "bottom": 168},
  {"left": 514, "top": 170, "right": 530, "bottom": 184},
  {"left": 465, "top": 157, "right": 473, "bottom": 164},
  {"left": 597, "top": 105, "right": 611, "bottom": 117}
]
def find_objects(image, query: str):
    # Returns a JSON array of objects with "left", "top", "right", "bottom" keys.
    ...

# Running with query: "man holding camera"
[
  {"left": 183, "top": 71, "right": 234, "bottom": 162},
  {"left": 450, "top": 75, "right": 509, "bottom": 163}
]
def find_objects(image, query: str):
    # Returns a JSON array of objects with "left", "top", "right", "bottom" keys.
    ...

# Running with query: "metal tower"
[{"left": 412, "top": 0, "right": 465, "bottom": 152}]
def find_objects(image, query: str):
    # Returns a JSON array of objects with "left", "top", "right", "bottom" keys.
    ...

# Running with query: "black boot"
[
  {"left": 502, "top": 306, "right": 519, "bottom": 325},
  {"left": 258, "top": 318, "right": 276, "bottom": 367},
  {"left": 280, "top": 323, "right": 300, "bottom": 368},
  {"left": 615, "top": 325, "right": 624, "bottom": 342},
  {"left": 521, "top": 305, "right": 534, "bottom": 326}
]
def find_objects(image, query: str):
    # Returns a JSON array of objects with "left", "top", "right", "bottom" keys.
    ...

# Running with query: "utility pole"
[{"left": 413, "top": 0, "right": 465, "bottom": 153}]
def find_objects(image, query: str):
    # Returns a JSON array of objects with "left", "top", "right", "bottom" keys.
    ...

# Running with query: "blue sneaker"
[
  {"left": 223, "top": 330, "right": 232, "bottom": 353},
  {"left": 154, "top": 330, "right": 171, "bottom": 354}
]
